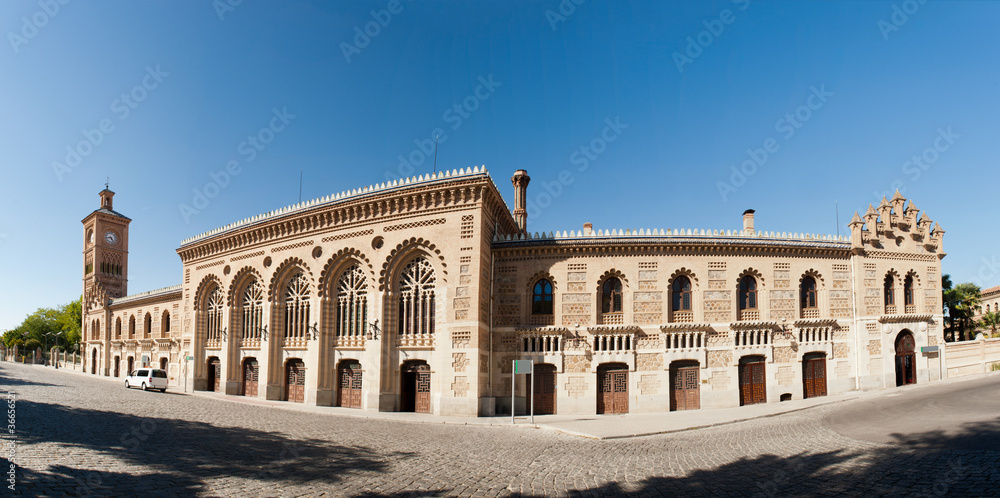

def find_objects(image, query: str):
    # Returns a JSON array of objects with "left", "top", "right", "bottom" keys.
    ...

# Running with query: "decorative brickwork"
[
  {"left": 565, "top": 376, "right": 587, "bottom": 398},
  {"left": 567, "top": 272, "right": 587, "bottom": 281},
  {"left": 833, "top": 343, "right": 849, "bottom": 358},
  {"left": 708, "top": 280, "right": 726, "bottom": 289},
  {"left": 773, "top": 346, "right": 795, "bottom": 364},
  {"left": 567, "top": 282, "right": 586, "bottom": 292},
  {"left": 384, "top": 218, "right": 446, "bottom": 232},
  {"left": 451, "top": 329, "right": 472, "bottom": 348},
  {"left": 635, "top": 313, "right": 660, "bottom": 324},
  {"left": 777, "top": 366, "right": 794, "bottom": 386},
  {"left": 706, "top": 331, "right": 730, "bottom": 347},
  {"left": 452, "top": 353, "right": 469, "bottom": 372},
  {"left": 321, "top": 228, "right": 374, "bottom": 242},
  {"left": 452, "top": 376, "right": 469, "bottom": 397},
  {"left": 564, "top": 355, "right": 591, "bottom": 373},
  {"left": 711, "top": 370, "right": 730, "bottom": 391},
  {"left": 638, "top": 281, "right": 657, "bottom": 290},
  {"left": 868, "top": 340, "right": 881, "bottom": 356},
  {"left": 639, "top": 374, "right": 660, "bottom": 395}
]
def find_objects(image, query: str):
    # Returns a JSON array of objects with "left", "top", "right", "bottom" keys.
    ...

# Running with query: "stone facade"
[{"left": 79, "top": 170, "right": 947, "bottom": 417}]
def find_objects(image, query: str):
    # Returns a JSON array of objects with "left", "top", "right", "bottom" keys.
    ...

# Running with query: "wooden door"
[
  {"left": 415, "top": 368, "right": 431, "bottom": 414},
  {"left": 208, "top": 358, "right": 221, "bottom": 392},
  {"left": 803, "top": 357, "right": 827, "bottom": 398},
  {"left": 286, "top": 360, "right": 305, "bottom": 403},
  {"left": 895, "top": 332, "right": 916, "bottom": 386},
  {"left": 671, "top": 366, "right": 700, "bottom": 411},
  {"left": 243, "top": 359, "right": 259, "bottom": 397},
  {"left": 531, "top": 365, "right": 557, "bottom": 415},
  {"left": 739, "top": 360, "right": 766, "bottom": 406},
  {"left": 338, "top": 362, "right": 363, "bottom": 409},
  {"left": 598, "top": 367, "right": 628, "bottom": 414},
  {"left": 114, "top": 357, "right": 120, "bottom": 377}
]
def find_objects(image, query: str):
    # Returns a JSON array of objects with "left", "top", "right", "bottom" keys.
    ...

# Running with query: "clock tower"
[{"left": 82, "top": 188, "right": 131, "bottom": 313}]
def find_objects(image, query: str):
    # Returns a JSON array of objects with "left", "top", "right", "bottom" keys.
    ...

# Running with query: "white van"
[{"left": 125, "top": 368, "right": 168, "bottom": 392}]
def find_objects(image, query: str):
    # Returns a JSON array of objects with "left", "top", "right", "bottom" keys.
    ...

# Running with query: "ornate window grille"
[
  {"left": 283, "top": 273, "right": 311, "bottom": 347},
  {"left": 240, "top": 280, "right": 264, "bottom": 347},
  {"left": 336, "top": 265, "right": 368, "bottom": 346},
  {"left": 532, "top": 279, "right": 554, "bottom": 315},
  {"left": 398, "top": 257, "right": 436, "bottom": 341},
  {"left": 800, "top": 276, "right": 818, "bottom": 319},
  {"left": 884, "top": 274, "right": 896, "bottom": 314},
  {"left": 671, "top": 276, "right": 693, "bottom": 322},
  {"left": 205, "top": 287, "right": 224, "bottom": 348},
  {"left": 738, "top": 276, "right": 758, "bottom": 321}
]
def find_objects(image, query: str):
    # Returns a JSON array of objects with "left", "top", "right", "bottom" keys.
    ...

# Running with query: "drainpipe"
[{"left": 850, "top": 254, "right": 861, "bottom": 392}]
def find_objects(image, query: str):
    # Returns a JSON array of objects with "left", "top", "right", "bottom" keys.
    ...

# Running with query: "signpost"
[
  {"left": 183, "top": 354, "right": 193, "bottom": 393},
  {"left": 512, "top": 359, "right": 534, "bottom": 424}
]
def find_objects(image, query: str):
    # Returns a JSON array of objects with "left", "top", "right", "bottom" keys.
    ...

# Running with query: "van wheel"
[
  {"left": 125, "top": 380, "right": 130, "bottom": 389},
  {"left": 160, "top": 389, "right": 167, "bottom": 393},
  {"left": 142, "top": 383, "right": 148, "bottom": 391}
]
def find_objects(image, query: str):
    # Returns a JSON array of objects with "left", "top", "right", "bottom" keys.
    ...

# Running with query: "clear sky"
[{"left": 1, "top": 0, "right": 998, "bottom": 331}]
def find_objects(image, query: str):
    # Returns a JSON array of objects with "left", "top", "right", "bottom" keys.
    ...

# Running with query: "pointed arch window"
[
  {"left": 398, "top": 257, "right": 436, "bottom": 336},
  {"left": 884, "top": 274, "right": 896, "bottom": 311},
  {"left": 801, "top": 276, "right": 818, "bottom": 309},
  {"left": 903, "top": 274, "right": 915, "bottom": 312},
  {"left": 161, "top": 310, "right": 171, "bottom": 338},
  {"left": 739, "top": 276, "right": 758, "bottom": 310},
  {"left": 283, "top": 273, "right": 311, "bottom": 345},
  {"left": 672, "top": 276, "right": 693, "bottom": 312},
  {"left": 205, "top": 287, "right": 224, "bottom": 347},
  {"left": 601, "top": 277, "right": 623, "bottom": 314},
  {"left": 128, "top": 315, "right": 136, "bottom": 339},
  {"left": 115, "top": 317, "right": 122, "bottom": 338},
  {"left": 240, "top": 280, "right": 264, "bottom": 344},
  {"left": 532, "top": 279, "right": 554, "bottom": 315},
  {"left": 143, "top": 313, "right": 152, "bottom": 338},
  {"left": 336, "top": 265, "right": 368, "bottom": 339}
]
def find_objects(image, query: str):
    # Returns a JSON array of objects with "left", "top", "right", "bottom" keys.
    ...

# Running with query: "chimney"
[
  {"left": 583, "top": 222, "right": 593, "bottom": 235},
  {"left": 742, "top": 209, "right": 755, "bottom": 233},
  {"left": 511, "top": 170, "right": 530, "bottom": 233}
]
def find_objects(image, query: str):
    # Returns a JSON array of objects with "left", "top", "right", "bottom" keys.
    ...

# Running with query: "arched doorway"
[
  {"left": 802, "top": 352, "right": 827, "bottom": 398},
  {"left": 527, "top": 363, "right": 557, "bottom": 415},
  {"left": 285, "top": 359, "right": 306, "bottom": 403},
  {"left": 670, "top": 360, "right": 701, "bottom": 411},
  {"left": 127, "top": 356, "right": 134, "bottom": 376},
  {"left": 91, "top": 348, "right": 98, "bottom": 375},
  {"left": 401, "top": 361, "right": 431, "bottom": 413},
  {"left": 597, "top": 363, "right": 629, "bottom": 414},
  {"left": 895, "top": 331, "right": 916, "bottom": 386},
  {"left": 739, "top": 355, "right": 767, "bottom": 406},
  {"left": 337, "top": 360, "right": 363, "bottom": 409},
  {"left": 207, "top": 357, "right": 221, "bottom": 392},
  {"left": 242, "top": 358, "right": 259, "bottom": 397},
  {"left": 113, "top": 356, "right": 120, "bottom": 377}
]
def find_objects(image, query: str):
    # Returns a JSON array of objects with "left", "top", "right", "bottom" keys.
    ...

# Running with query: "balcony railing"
[
  {"left": 885, "top": 305, "right": 897, "bottom": 315},
  {"left": 664, "top": 331, "right": 704, "bottom": 350},
  {"left": 600, "top": 312, "right": 624, "bottom": 325},
  {"left": 239, "top": 338, "right": 261, "bottom": 349},
  {"left": 334, "top": 336, "right": 365, "bottom": 349},
  {"left": 399, "top": 333, "right": 434, "bottom": 347},
  {"left": 798, "top": 327, "right": 831, "bottom": 344},
  {"left": 521, "top": 335, "right": 561, "bottom": 353},
  {"left": 593, "top": 333, "right": 634, "bottom": 352},
  {"left": 734, "top": 329, "right": 770, "bottom": 347},
  {"left": 904, "top": 304, "right": 916, "bottom": 314}
]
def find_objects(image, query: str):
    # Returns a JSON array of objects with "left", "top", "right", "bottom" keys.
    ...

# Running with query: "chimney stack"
[
  {"left": 583, "top": 222, "right": 593, "bottom": 235},
  {"left": 511, "top": 170, "right": 530, "bottom": 233},
  {"left": 742, "top": 209, "right": 755, "bottom": 233}
]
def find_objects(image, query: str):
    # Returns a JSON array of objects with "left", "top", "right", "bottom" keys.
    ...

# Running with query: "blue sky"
[{"left": 1, "top": 0, "right": 998, "bottom": 330}]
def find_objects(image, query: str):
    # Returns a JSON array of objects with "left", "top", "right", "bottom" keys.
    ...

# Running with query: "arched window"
[
  {"left": 336, "top": 265, "right": 368, "bottom": 338},
  {"left": 240, "top": 279, "right": 264, "bottom": 343},
  {"left": 283, "top": 273, "right": 311, "bottom": 344},
  {"left": 532, "top": 279, "right": 554, "bottom": 315},
  {"left": 903, "top": 274, "right": 914, "bottom": 307},
  {"left": 884, "top": 274, "right": 896, "bottom": 307},
  {"left": 128, "top": 316, "right": 136, "bottom": 338},
  {"left": 671, "top": 276, "right": 692, "bottom": 311},
  {"left": 160, "top": 310, "right": 170, "bottom": 338},
  {"left": 206, "top": 287, "right": 224, "bottom": 346},
  {"left": 115, "top": 317, "right": 122, "bottom": 338},
  {"left": 601, "top": 277, "right": 623, "bottom": 314},
  {"left": 143, "top": 313, "right": 152, "bottom": 338},
  {"left": 398, "top": 257, "right": 436, "bottom": 336},
  {"left": 739, "top": 276, "right": 758, "bottom": 310},
  {"left": 800, "top": 276, "right": 818, "bottom": 310}
]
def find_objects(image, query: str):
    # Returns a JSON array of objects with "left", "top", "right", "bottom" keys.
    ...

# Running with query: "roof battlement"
[
  {"left": 494, "top": 228, "right": 849, "bottom": 244},
  {"left": 179, "top": 166, "right": 495, "bottom": 247},
  {"left": 848, "top": 190, "right": 944, "bottom": 258}
]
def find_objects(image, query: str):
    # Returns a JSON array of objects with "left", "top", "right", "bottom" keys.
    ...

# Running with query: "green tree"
[
  {"left": 946, "top": 282, "right": 982, "bottom": 341},
  {"left": 979, "top": 310, "right": 1000, "bottom": 338},
  {"left": 55, "top": 298, "right": 82, "bottom": 350}
]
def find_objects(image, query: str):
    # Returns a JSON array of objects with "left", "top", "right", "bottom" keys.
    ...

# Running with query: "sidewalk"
[{"left": 19, "top": 361, "right": 1000, "bottom": 439}]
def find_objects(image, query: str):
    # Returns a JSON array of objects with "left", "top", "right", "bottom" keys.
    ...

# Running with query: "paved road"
[{"left": 3, "top": 363, "right": 998, "bottom": 497}]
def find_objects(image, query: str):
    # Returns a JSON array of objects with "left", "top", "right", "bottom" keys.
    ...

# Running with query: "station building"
[{"left": 81, "top": 168, "right": 947, "bottom": 416}]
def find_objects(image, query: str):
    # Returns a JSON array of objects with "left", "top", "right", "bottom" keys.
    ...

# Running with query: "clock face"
[
  {"left": 104, "top": 231, "right": 118, "bottom": 245},
  {"left": 88, "top": 230, "right": 95, "bottom": 244}
]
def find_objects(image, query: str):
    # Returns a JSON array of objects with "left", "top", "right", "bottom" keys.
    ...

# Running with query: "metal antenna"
[
  {"left": 432, "top": 134, "right": 439, "bottom": 173},
  {"left": 835, "top": 200, "right": 840, "bottom": 237},
  {"left": 105, "top": 176, "right": 109, "bottom": 190},
  {"left": 298, "top": 170, "right": 303, "bottom": 203}
]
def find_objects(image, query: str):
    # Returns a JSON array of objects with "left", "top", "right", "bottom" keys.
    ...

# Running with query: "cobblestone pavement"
[{"left": 3, "top": 363, "right": 998, "bottom": 497}]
